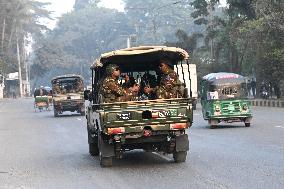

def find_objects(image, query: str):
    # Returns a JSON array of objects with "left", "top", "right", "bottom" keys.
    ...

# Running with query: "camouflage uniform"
[
  {"left": 156, "top": 68, "right": 183, "bottom": 99},
  {"left": 99, "top": 64, "right": 125, "bottom": 103},
  {"left": 100, "top": 76, "right": 125, "bottom": 103}
]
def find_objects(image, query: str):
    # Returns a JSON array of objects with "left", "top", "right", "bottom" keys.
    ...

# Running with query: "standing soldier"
[{"left": 99, "top": 64, "right": 126, "bottom": 103}]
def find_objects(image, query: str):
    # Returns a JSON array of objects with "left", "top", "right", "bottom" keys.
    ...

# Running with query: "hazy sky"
[
  {"left": 39, "top": 0, "right": 124, "bottom": 28},
  {"left": 39, "top": 0, "right": 226, "bottom": 28}
]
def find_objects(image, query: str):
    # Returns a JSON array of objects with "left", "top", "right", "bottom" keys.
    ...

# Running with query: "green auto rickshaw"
[{"left": 200, "top": 72, "right": 252, "bottom": 129}]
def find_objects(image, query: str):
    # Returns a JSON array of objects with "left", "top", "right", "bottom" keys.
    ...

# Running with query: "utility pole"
[
  {"left": 16, "top": 30, "right": 23, "bottom": 97},
  {"left": 23, "top": 39, "right": 30, "bottom": 96}
]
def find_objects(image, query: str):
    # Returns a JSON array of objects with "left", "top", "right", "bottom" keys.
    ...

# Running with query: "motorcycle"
[{"left": 260, "top": 87, "right": 269, "bottom": 99}]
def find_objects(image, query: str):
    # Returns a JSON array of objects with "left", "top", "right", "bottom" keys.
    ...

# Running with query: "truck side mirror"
[{"left": 84, "top": 90, "right": 90, "bottom": 100}]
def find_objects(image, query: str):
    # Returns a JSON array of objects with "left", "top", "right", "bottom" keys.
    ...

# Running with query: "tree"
[
  {"left": 124, "top": 0, "right": 199, "bottom": 45},
  {"left": 0, "top": 0, "right": 50, "bottom": 77},
  {"left": 31, "top": 3, "right": 133, "bottom": 84}
]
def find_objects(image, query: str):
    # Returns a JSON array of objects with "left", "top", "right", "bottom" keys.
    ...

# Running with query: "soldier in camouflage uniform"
[
  {"left": 99, "top": 64, "right": 126, "bottom": 103},
  {"left": 156, "top": 60, "right": 183, "bottom": 99},
  {"left": 141, "top": 60, "right": 183, "bottom": 99}
]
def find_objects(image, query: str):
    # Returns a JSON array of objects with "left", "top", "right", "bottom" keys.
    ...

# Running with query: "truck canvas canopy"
[{"left": 91, "top": 46, "right": 189, "bottom": 72}]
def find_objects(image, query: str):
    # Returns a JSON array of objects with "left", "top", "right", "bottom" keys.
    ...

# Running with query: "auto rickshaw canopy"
[{"left": 202, "top": 72, "right": 246, "bottom": 86}]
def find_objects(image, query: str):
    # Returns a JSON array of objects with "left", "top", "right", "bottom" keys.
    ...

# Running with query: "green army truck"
[{"left": 85, "top": 46, "right": 194, "bottom": 167}]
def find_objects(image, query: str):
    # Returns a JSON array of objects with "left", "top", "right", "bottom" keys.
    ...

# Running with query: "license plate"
[
  {"left": 158, "top": 109, "right": 177, "bottom": 117},
  {"left": 117, "top": 112, "right": 131, "bottom": 120},
  {"left": 228, "top": 105, "right": 235, "bottom": 111}
]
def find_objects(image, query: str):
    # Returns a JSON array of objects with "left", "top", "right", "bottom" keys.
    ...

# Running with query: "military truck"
[
  {"left": 85, "top": 46, "right": 194, "bottom": 167},
  {"left": 51, "top": 74, "right": 85, "bottom": 117}
]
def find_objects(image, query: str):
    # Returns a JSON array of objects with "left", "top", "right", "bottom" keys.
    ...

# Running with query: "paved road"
[{"left": 0, "top": 98, "right": 283, "bottom": 189}]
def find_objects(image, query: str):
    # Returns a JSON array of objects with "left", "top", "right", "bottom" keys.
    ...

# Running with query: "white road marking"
[
  {"left": 275, "top": 126, "right": 284, "bottom": 129},
  {"left": 76, "top": 118, "right": 82, "bottom": 121}
]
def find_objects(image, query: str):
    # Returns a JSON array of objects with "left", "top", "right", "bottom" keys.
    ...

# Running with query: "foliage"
[
  {"left": 189, "top": 0, "right": 284, "bottom": 97},
  {"left": 0, "top": 0, "right": 50, "bottom": 78}
]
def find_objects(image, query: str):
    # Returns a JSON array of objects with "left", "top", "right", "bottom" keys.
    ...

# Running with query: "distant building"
[{"left": 3, "top": 72, "right": 30, "bottom": 98}]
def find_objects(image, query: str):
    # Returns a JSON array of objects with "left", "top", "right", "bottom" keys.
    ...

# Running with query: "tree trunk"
[
  {"left": 16, "top": 31, "right": 23, "bottom": 98},
  {"left": 8, "top": 19, "right": 16, "bottom": 48},
  {"left": 230, "top": 45, "right": 239, "bottom": 73},
  {"left": 1, "top": 18, "right": 5, "bottom": 51}
]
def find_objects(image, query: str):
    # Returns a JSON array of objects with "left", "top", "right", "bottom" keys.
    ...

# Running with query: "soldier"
[
  {"left": 75, "top": 79, "right": 84, "bottom": 92},
  {"left": 125, "top": 83, "right": 140, "bottom": 101},
  {"left": 53, "top": 81, "right": 61, "bottom": 94},
  {"left": 156, "top": 59, "right": 183, "bottom": 99},
  {"left": 99, "top": 64, "right": 126, "bottom": 103},
  {"left": 140, "top": 59, "right": 183, "bottom": 99}
]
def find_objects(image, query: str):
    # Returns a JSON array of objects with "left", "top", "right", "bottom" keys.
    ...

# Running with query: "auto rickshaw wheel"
[
  {"left": 173, "top": 151, "right": 187, "bottom": 163},
  {"left": 209, "top": 119, "right": 218, "bottom": 129},
  {"left": 245, "top": 122, "right": 251, "bottom": 127}
]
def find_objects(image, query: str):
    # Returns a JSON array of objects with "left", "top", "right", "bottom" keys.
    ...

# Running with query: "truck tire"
[
  {"left": 100, "top": 152, "right": 113, "bottom": 167},
  {"left": 173, "top": 151, "right": 187, "bottom": 163},
  {"left": 54, "top": 109, "right": 58, "bottom": 117},
  {"left": 88, "top": 128, "right": 99, "bottom": 156},
  {"left": 89, "top": 143, "right": 99, "bottom": 156},
  {"left": 192, "top": 102, "right": 197, "bottom": 110}
]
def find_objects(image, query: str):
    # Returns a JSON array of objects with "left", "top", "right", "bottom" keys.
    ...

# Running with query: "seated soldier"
[
  {"left": 53, "top": 81, "right": 61, "bottom": 94},
  {"left": 139, "top": 72, "right": 157, "bottom": 100},
  {"left": 125, "top": 83, "right": 140, "bottom": 101},
  {"left": 156, "top": 59, "right": 183, "bottom": 99},
  {"left": 138, "top": 60, "right": 183, "bottom": 99},
  {"left": 122, "top": 74, "right": 136, "bottom": 89},
  {"left": 75, "top": 79, "right": 84, "bottom": 92},
  {"left": 99, "top": 64, "right": 127, "bottom": 103}
]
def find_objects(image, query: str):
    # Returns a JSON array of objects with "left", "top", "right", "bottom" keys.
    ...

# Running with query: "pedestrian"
[{"left": 251, "top": 78, "right": 256, "bottom": 98}]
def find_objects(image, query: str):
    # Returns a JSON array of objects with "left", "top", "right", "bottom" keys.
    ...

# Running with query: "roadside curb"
[{"left": 250, "top": 99, "right": 284, "bottom": 108}]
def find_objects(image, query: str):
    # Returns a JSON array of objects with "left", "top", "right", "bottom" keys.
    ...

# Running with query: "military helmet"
[{"left": 106, "top": 64, "right": 119, "bottom": 75}]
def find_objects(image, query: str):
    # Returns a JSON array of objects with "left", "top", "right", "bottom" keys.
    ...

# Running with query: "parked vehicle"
[
  {"left": 51, "top": 74, "right": 85, "bottom": 117},
  {"left": 85, "top": 46, "right": 194, "bottom": 167},
  {"left": 200, "top": 72, "right": 253, "bottom": 129}
]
